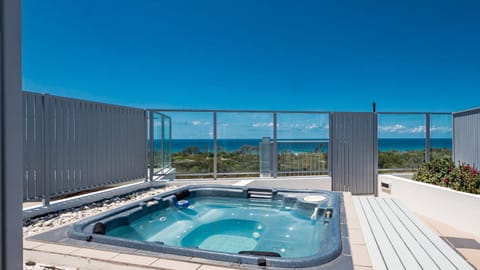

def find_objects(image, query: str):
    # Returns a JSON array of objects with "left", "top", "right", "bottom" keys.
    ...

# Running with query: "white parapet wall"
[{"left": 379, "top": 174, "right": 480, "bottom": 238}]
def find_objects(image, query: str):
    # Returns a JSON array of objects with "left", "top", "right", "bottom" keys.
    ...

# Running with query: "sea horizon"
[{"left": 153, "top": 138, "right": 452, "bottom": 153}]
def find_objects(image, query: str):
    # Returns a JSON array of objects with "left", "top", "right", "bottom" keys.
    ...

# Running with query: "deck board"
[
  {"left": 368, "top": 199, "right": 421, "bottom": 270},
  {"left": 357, "top": 198, "right": 403, "bottom": 269},
  {"left": 376, "top": 199, "right": 439, "bottom": 270},
  {"left": 354, "top": 197, "right": 387, "bottom": 270},
  {"left": 387, "top": 199, "right": 474, "bottom": 270},
  {"left": 353, "top": 197, "right": 474, "bottom": 270}
]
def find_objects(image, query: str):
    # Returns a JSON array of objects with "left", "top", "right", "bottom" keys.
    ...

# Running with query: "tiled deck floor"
[{"left": 418, "top": 214, "right": 480, "bottom": 269}]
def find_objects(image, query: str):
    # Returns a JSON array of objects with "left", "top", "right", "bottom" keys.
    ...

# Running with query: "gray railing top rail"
[
  {"left": 148, "top": 109, "right": 332, "bottom": 114},
  {"left": 452, "top": 107, "right": 480, "bottom": 117},
  {"left": 150, "top": 110, "right": 172, "bottom": 119},
  {"left": 24, "top": 90, "right": 146, "bottom": 111},
  {"left": 147, "top": 108, "right": 452, "bottom": 115}
]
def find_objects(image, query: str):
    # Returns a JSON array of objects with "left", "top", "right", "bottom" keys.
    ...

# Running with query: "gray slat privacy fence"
[
  {"left": 23, "top": 92, "right": 147, "bottom": 201},
  {"left": 453, "top": 108, "right": 480, "bottom": 169},
  {"left": 330, "top": 112, "right": 378, "bottom": 195}
]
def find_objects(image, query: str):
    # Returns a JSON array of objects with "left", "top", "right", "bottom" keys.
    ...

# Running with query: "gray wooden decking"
[{"left": 353, "top": 197, "right": 474, "bottom": 270}]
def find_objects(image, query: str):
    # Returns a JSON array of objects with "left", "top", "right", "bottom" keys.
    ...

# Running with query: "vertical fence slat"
[
  {"left": 61, "top": 98, "right": 68, "bottom": 193},
  {"left": 34, "top": 95, "right": 44, "bottom": 199},
  {"left": 123, "top": 107, "right": 127, "bottom": 180},
  {"left": 113, "top": 106, "right": 117, "bottom": 182},
  {"left": 96, "top": 103, "right": 101, "bottom": 186},
  {"left": 129, "top": 109, "right": 134, "bottom": 179},
  {"left": 80, "top": 101, "right": 87, "bottom": 190},
  {"left": 50, "top": 98, "right": 56, "bottom": 195},
  {"left": 105, "top": 105, "right": 109, "bottom": 183},
  {"left": 71, "top": 100, "right": 77, "bottom": 190},
  {"left": 124, "top": 108, "right": 129, "bottom": 180},
  {"left": 29, "top": 94, "right": 39, "bottom": 198},
  {"left": 71, "top": 100, "right": 78, "bottom": 191},
  {"left": 141, "top": 111, "right": 146, "bottom": 176},
  {"left": 107, "top": 106, "right": 111, "bottom": 182},
  {"left": 53, "top": 98, "right": 60, "bottom": 194},
  {"left": 66, "top": 99, "right": 72, "bottom": 192},
  {"left": 137, "top": 111, "right": 141, "bottom": 178},
  {"left": 99, "top": 105, "right": 105, "bottom": 185},
  {"left": 22, "top": 95, "right": 27, "bottom": 200},
  {"left": 22, "top": 94, "right": 28, "bottom": 200},
  {"left": 110, "top": 106, "right": 115, "bottom": 182},
  {"left": 56, "top": 98, "right": 62, "bottom": 194},
  {"left": 114, "top": 106, "right": 119, "bottom": 182},
  {"left": 27, "top": 94, "right": 36, "bottom": 199},
  {"left": 87, "top": 101, "right": 92, "bottom": 188},
  {"left": 43, "top": 95, "right": 51, "bottom": 204}
]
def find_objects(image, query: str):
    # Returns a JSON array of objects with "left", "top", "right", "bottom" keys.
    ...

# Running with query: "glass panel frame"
[
  {"left": 216, "top": 112, "right": 273, "bottom": 175},
  {"left": 168, "top": 112, "right": 214, "bottom": 176},
  {"left": 430, "top": 114, "right": 452, "bottom": 160},
  {"left": 276, "top": 113, "right": 329, "bottom": 176},
  {"left": 378, "top": 114, "right": 427, "bottom": 171}
]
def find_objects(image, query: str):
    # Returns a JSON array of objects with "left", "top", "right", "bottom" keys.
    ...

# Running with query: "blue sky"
[
  {"left": 23, "top": 1, "right": 476, "bottom": 138},
  {"left": 158, "top": 112, "right": 451, "bottom": 139}
]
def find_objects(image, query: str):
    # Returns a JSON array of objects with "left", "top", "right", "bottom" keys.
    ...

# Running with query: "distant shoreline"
[{"left": 151, "top": 138, "right": 452, "bottom": 153}]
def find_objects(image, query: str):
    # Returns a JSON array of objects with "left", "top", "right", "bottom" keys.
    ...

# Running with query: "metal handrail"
[{"left": 148, "top": 108, "right": 452, "bottom": 115}]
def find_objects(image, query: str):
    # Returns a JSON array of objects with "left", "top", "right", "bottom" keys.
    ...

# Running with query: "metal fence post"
[
  {"left": 213, "top": 112, "right": 217, "bottom": 179},
  {"left": 451, "top": 112, "right": 455, "bottom": 162},
  {"left": 328, "top": 113, "right": 332, "bottom": 176},
  {"left": 1, "top": 0, "right": 23, "bottom": 266},
  {"left": 161, "top": 114, "right": 165, "bottom": 171},
  {"left": 373, "top": 112, "right": 379, "bottom": 197},
  {"left": 425, "top": 113, "right": 431, "bottom": 162},
  {"left": 145, "top": 110, "right": 149, "bottom": 182},
  {"left": 272, "top": 112, "right": 278, "bottom": 178},
  {"left": 169, "top": 116, "right": 172, "bottom": 167},
  {"left": 149, "top": 111, "right": 154, "bottom": 181}
]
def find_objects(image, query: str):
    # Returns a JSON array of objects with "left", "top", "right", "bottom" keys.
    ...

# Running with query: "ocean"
[{"left": 154, "top": 138, "right": 452, "bottom": 153}]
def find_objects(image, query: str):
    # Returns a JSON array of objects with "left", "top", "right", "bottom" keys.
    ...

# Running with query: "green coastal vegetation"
[
  {"left": 159, "top": 146, "right": 452, "bottom": 178},
  {"left": 378, "top": 148, "right": 451, "bottom": 171},
  {"left": 166, "top": 145, "right": 328, "bottom": 177},
  {"left": 413, "top": 157, "right": 480, "bottom": 194}
]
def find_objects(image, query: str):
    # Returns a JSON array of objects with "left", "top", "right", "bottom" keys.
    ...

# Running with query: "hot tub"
[{"left": 68, "top": 185, "right": 342, "bottom": 268}]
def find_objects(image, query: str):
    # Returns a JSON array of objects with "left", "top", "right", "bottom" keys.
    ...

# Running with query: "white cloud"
[
  {"left": 283, "top": 123, "right": 328, "bottom": 130},
  {"left": 410, "top": 126, "right": 425, "bottom": 133},
  {"left": 380, "top": 124, "right": 452, "bottom": 134},
  {"left": 379, "top": 124, "right": 406, "bottom": 132},
  {"left": 305, "top": 123, "right": 320, "bottom": 129},
  {"left": 379, "top": 124, "right": 426, "bottom": 134},
  {"left": 431, "top": 126, "right": 452, "bottom": 132},
  {"left": 191, "top": 120, "right": 210, "bottom": 126},
  {"left": 252, "top": 122, "right": 274, "bottom": 128}
]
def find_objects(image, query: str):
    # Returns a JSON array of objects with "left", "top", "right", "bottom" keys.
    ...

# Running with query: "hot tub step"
[{"left": 248, "top": 191, "right": 272, "bottom": 200}]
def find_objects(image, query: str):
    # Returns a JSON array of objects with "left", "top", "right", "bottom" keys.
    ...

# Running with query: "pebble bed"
[
  {"left": 23, "top": 185, "right": 183, "bottom": 269},
  {"left": 23, "top": 185, "right": 180, "bottom": 240}
]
